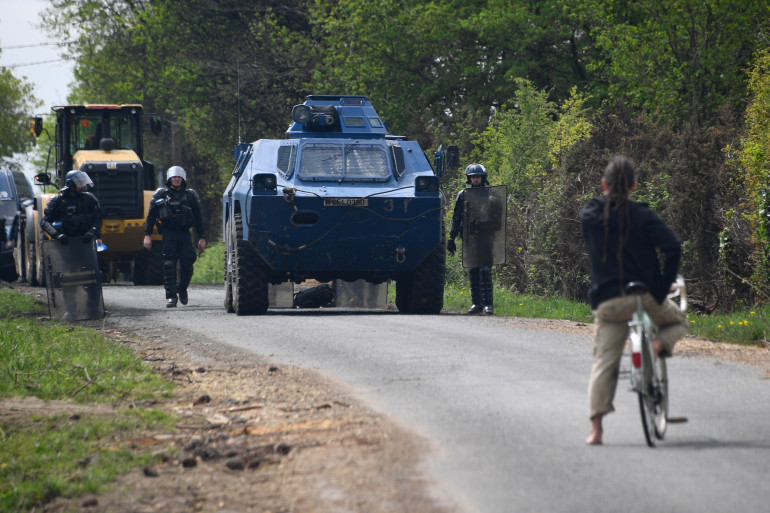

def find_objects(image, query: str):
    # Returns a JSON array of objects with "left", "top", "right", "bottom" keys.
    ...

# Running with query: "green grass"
[
  {"left": 686, "top": 308, "right": 770, "bottom": 345},
  {"left": 0, "top": 289, "right": 179, "bottom": 511},
  {"left": 0, "top": 299, "right": 174, "bottom": 403},
  {"left": 191, "top": 240, "right": 224, "bottom": 284},
  {"left": 0, "top": 409, "right": 177, "bottom": 512},
  {"left": 443, "top": 283, "right": 594, "bottom": 323}
]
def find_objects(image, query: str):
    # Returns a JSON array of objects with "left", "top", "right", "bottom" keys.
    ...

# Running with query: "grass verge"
[
  {"left": 443, "top": 283, "right": 594, "bottom": 323},
  {"left": 191, "top": 240, "right": 224, "bottom": 284},
  {"left": 0, "top": 289, "right": 178, "bottom": 511}
]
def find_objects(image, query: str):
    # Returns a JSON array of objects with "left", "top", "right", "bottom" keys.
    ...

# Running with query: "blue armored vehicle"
[{"left": 222, "top": 95, "right": 454, "bottom": 315}]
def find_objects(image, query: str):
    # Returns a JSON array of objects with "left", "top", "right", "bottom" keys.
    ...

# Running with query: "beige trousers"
[{"left": 588, "top": 293, "right": 688, "bottom": 419}]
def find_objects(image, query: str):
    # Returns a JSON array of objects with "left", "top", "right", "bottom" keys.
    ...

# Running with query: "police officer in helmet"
[
  {"left": 143, "top": 166, "right": 206, "bottom": 307},
  {"left": 41, "top": 170, "right": 103, "bottom": 246},
  {"left": 447, "top": 163, "right": 497, "bottom": 314}
]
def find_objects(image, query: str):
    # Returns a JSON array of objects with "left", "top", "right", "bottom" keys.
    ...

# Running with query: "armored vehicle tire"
[
  {"left": 223, "top": 217, "right": 234, "bottom": 313},
  {"left": 293, "top": 283, "right": 334, "bottom": 308},
  {"left": 232, "top": 239, "right": 269, "bottom": 315},
  {"left": 395, "top": 243, "right": 446, "bottom": 314},
  {"left": 230, "top": 214, "right": 269, "bottom": 315}
]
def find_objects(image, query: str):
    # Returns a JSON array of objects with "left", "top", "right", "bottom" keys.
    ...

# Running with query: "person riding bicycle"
[{"left": 580, "top": 155, "right": 688, "bottom": 446}]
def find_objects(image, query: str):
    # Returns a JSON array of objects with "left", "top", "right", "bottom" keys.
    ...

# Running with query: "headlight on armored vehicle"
[
  {"left": 415, "top": 176, "right": 439, "bottom": 195},
  {"left": 252, "top": 173, "right": 277, "bottom": 193},
  {"left": 292, "top": 104, "right": 312, "bottom": 124}
]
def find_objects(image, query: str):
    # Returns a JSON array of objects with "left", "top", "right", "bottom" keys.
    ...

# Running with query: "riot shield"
[
  {"left": 462, "top": 185, "right": 507, "bottom": 268},
  {"left": 42, "top": 236, "right": 105, "bottom": 321}
]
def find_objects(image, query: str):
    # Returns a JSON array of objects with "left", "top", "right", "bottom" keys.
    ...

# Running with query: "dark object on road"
[{"left": 293, "top": 283, "right": 334, "bottom": 308}]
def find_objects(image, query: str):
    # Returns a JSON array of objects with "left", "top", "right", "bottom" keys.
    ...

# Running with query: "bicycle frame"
[{"left": 627, "top": 276, "right": 686, "bottom": 447}]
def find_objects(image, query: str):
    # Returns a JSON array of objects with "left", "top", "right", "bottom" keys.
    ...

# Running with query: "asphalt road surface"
[{"left": 104, "top": 284, "right": 770, "bottom": 513}]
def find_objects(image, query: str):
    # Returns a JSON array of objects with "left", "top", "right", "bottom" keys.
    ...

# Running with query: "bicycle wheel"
[
  {"left": 638, "top": 334, "right": 657, "bottom": 447},
  {"left": 653, "top": 357, "right": 668, "bottom": 440}
]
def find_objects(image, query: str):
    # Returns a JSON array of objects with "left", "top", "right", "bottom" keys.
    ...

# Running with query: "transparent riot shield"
[
  {"left": 42, "top": 236, "right": 105, "bottom": 321},
  {"left": 462, "top": 185, "right": 507, "bottom": 268}
]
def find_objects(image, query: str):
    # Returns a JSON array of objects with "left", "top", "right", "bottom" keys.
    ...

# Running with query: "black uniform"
[
  {"left": 449, "top": 185, "right": 497, "bottom": 312},
  {"left": 41, "top": 190, "right": 102, "bottom": 242},
  {"left": 145, "top": 186, "right": 205, "bottom": 299}
]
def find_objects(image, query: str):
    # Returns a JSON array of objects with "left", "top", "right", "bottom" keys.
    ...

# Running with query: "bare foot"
[
  {"left": 652, "top": 339, "right": 664, "bottom": 358},
  {"left": 586, "top": 415, "right": 603, "bottom": 445},
  {"left": 585, "top": 432, "right": 603, "bottom": 445}
]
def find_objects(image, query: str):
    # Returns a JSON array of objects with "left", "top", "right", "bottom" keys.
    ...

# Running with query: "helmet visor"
[{"left": 71, "top": 172, "right": 94, "bottom": 188}]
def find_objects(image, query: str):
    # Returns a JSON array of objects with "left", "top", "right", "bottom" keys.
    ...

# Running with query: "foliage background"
[{"left": 20, "top": 0, "right": 770, "bottom": 312}]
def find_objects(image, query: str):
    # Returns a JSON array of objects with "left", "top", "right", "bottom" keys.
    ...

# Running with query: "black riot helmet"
[
  {"left": 64, "top": 170, "right": 93, "bottom": 192},
  {"left": 465, "top": 163, "right": 488, "bottom": 185}
]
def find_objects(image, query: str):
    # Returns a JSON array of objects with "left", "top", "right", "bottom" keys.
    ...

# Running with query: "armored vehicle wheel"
[
  {"left": 395, "top": 243, "right": 446, "bottom": 314},
  {"left": 231, "top": 214, "right": 269, "bottom": 315},
  {"left": 223, "top": 217, "right": 234, "bottom": 313}
]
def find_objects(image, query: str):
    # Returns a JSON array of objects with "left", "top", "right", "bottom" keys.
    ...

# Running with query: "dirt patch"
[{"left": 26, "top": 326, "right": 453, "bottom": 513}]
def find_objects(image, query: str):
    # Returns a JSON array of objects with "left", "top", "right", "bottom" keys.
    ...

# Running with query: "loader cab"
[{"left": 51, "top": 104, "right": 147, "bottom": 188}]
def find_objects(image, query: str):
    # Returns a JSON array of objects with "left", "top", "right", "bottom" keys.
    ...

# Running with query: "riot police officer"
[
  {"left": 143, "top": 166, "right": 206, "bottom": 307},
  {"left": 41, "top": 170, "right": 103, "bottom": 246},
  {"left": 447, "top": 164, "right": 500, "bottom": 315}
]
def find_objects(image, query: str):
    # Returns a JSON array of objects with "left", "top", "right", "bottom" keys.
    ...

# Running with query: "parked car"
[{"left": 0, "top": 168, "right": 35, "bottom": 282}]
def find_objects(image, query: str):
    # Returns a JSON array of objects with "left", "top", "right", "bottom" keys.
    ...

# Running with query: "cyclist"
[{"left": 580, "top": 155, "right": 688, "bottom": 445}]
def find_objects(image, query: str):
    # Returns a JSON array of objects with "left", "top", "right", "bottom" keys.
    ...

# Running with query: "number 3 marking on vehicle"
[{"left": 384, "top": 199, "right": 394, "bottom": 212}]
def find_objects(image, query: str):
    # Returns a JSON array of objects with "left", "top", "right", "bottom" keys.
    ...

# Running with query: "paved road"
[{"left": 104, "top": 284, "right": 770, "bottom": 513}]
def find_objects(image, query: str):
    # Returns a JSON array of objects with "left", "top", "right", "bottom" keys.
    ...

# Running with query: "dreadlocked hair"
[{"left": 601, "top": 156, "right": 636, "bottom": 293}]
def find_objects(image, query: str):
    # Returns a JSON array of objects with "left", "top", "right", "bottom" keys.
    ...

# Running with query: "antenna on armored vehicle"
[{"left": 237, "top": 60, "right": 242, "bottom": 144}]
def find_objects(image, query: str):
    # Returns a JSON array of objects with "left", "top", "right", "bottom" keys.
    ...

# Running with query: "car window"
[
  {"left": 0, "top": 172, "right": 12, "bottom": 201},
  {"left": 11, "top": 171, "right": 33, "bottom": 200}
]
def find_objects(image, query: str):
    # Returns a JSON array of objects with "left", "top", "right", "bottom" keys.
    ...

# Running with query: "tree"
[
  {"left": 310, "top": 0, "right": 597, "bottom": 151},
  {"left": 736, "top": 48, "right": 770, "bottom": 287},
  {"left": 0, "top": 60, "right": 39, "bottom": 163},
  {"left": 572, "top": 0, "right": 770, "bottom": 127},
  {"left": 42, "top": 0, "right": 318, "bottom": 237}
]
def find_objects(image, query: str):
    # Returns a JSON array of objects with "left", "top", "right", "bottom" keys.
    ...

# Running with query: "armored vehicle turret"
[{"left": 222, "top": 95, "right": 454, "bottom": 314}]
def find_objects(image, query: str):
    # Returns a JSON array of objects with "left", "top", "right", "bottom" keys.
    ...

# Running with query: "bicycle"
[{"left": 624, "top": 276, "right": 687, "bottom": 447}]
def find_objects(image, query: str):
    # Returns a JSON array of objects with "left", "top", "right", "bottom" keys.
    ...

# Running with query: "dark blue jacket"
[{"left": 580, "top": 197, "right": 681, "bottom": 308}]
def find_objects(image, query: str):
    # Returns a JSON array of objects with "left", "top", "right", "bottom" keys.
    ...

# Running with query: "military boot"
[
  {"left": 481, "top": 267, "right": 494, "bottom": 315},
  {"left": 467, "top": 268, "right": 483, "bottom": 314}
]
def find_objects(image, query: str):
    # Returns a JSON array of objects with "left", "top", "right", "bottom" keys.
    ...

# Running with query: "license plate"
[{"left": 323, "top": 198, "right": 368, "bottom": 207}]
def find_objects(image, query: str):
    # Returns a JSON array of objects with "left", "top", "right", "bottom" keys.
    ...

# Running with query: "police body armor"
[
  {"left": 155, "top": 189, "right": 193, "bottom": 232},
  {"left": 42, "top": 236, "right": 105, "bottom": 321},
  {"left": 462, "top": 185, "right": 507, "bottom": 268}
]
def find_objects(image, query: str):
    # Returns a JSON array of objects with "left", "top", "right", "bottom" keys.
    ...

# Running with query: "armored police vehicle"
[{"left": 223, "top": 95, "right": 452, "bottom": 315}]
